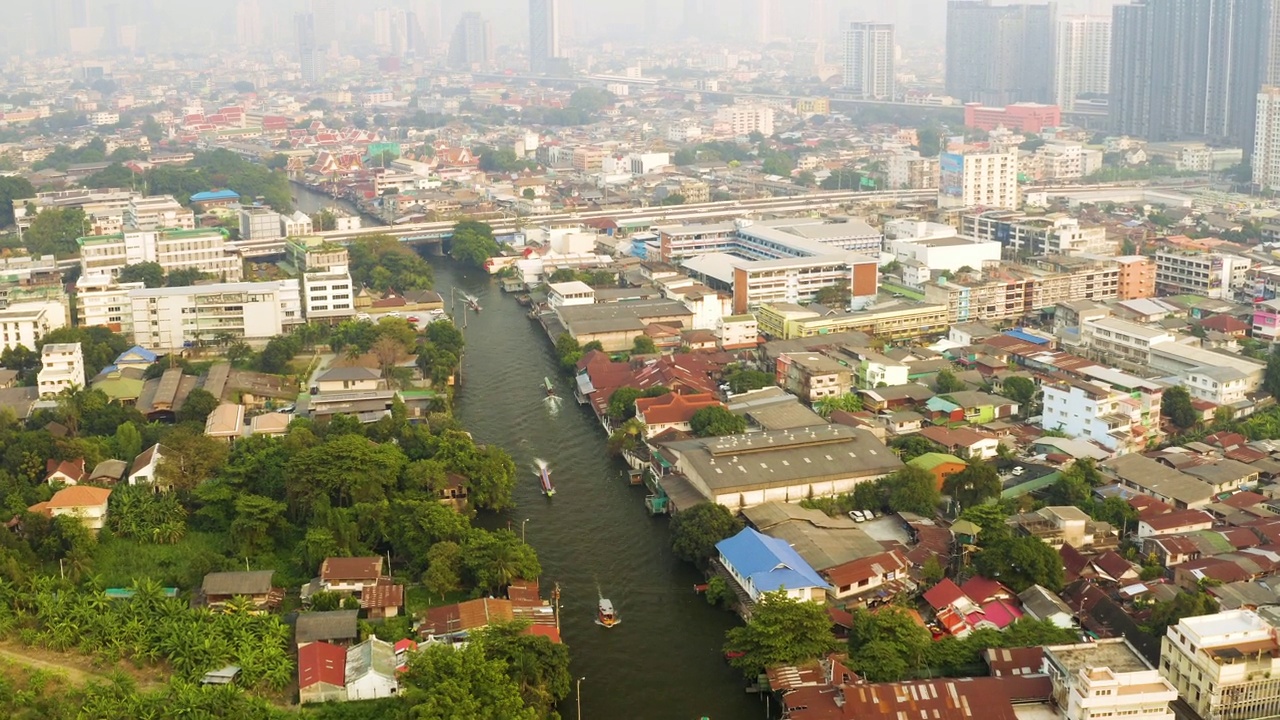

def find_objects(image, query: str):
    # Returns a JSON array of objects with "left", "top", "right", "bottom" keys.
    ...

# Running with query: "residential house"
[
  {"left": 843, "top": 347, "right": 910, "bottom": 389},
  {"left": 88, "top": 459, "right": 127, "bottom": 484},
  {"left": 1044, "top": 639, "right": 1176, "bottom": 720},
  {"left": 922, "top": 577, "right": 1023, "bottom": 638},
  {"left": 907, "top": 452, "right": 968, "bottom": 491},
  {"left": 113, "top": 345, "right": 159, "bottom": 370},
  {"left": 420, "top": 598, "right": 516, "bottom": 644},
  {"left": 1012, "top": 506, "right": 1118, "bottom": 551},
  {"left": 917, "top": 426, "right": 1003, "bottom": 460},
  {"left": 127, "top": 444, "right": 165, "bottom": 486},
  {"left": 882, "top": 410, "right": 924, "bottom": 435},
  {"left": 204, "top": 403, "right": 245, "bottom": 441},
  {"left": 925, "top": 390, "right": 1019, "bottom": 424},
  {"left": 295, "top": 610, "right": 361, "bottom": 649},
  {"left": 25, "top": 486, "right": 111, "bottom": 532},
  {"left": 312, "top": 367, "right": 383, "bottom": 394},
  {"left": 298, "top": 636, "right": 409, "bottom": 705},
  {"left": 776, "top": 352, "right": 852, "bottom": 402},
  {"left": 298, "top": 641, "right": 348, "bottom": 704},
  {"left": 200, "top": 570, "right": 280, "bottom": 611},
  {"left": 1137, "top": 509, "right": 1215, "bottom": 539},
  {"left": 1018, "top": 585, "right": 1075, "bottom": 628},
  {"left": 1101, "top": 454, "right": 1217, "bottom": 509},
  {"left": 319, "top": 556, "right": 385, "bottom": 596},
  {"left": 634, "top": 392, "right": 724, "bottom": 437},
  {"left": 45, "top": 458, "right": 86, "bottom": 485},
  {"left": 715, "top": 527, "right": 830, "bottom": 604},
  {"left": 821, "top": 549, "right": 912, "bottom": 606},
  {"left": 359, "top": 580, "right": 405, "bottom": 620},
  {"left": 437, "top": 473, "right": 469, "bottom": 510}
]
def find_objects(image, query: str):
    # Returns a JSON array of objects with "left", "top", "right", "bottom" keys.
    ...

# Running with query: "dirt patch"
[{"left": 0, "top": 642, "right": 163, "bottom": 689}]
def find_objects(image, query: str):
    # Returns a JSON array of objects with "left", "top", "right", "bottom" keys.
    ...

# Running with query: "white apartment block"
[
  {"left": 938, "top": 149, "right": 1019, "bottom": 210},
  {"left": 1254, "top": 86, "right": 1280, "bottom": 191},
  {"left": 1161, "top": 610, "right": 1280, "bottom": 720},
  {"left": 1041, "top": 367, "right": 1164, "bottom": 455},
  {"left": 281, "top": 211, "right": 314, "bottom": 238},
  {"left": 332, "top": 213, "right": 362, "bottom": 232},
  {"left": 302, "top": 267, "right": 356, "bottom": 322},
  {"left": 1054, "top": 16, "right": 1111, "bottom": 112},
  {"left": 123, "top": 196, "right": 195, "bottom": 231},
  {"left": 842, "top": 22, "right": 895, "bottom": 101},
  {"left": 239, "top": 207, "right": 284, "bottom": 241},
  {"left": 1154, "top": 250, "right": 1250, "bottom": 300},
  {"left": 715, "top": 105, "right": 774, "bottom": 138},
  {"left": 1034, "top": 142, "right": 1104, "bottom": 181},
  {"left": 0, "top": 303, "right": 63, "bottom": 352},
  {"left": 77, "top": 228, "right": 244, "bottom": 282},
  {"left": 886, "top": 224, "right": 1002, "bottom": 276},
  {"left": 76, "top": 275, "right": 144, "bottom": 335},
  {"left": 87, "top": 111, "right": 120, "bottom": 126},
  {"left": 1080, "top": 316, "right": 1178, "bottom": 371},
  {"left": 887, "top": 151, "right": 938, "bottom": 190},
  {"left": 128, "top": 280, "right": 303, "bottom": 351},
  {"left": 1147, "top": 342, "right": 1264, "bottom": 406},
  {"left": 37, "top": 343, "right": 85, "bottom": 397},
  {"left": 962, "top": 211, "right": 1115, "bottom": 256},
  {"left": 1044, "top": 640, "right": 1175, "bottom": 720}
]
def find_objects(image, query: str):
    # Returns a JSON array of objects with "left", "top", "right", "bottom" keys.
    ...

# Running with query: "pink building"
[
  {"left": 1253, "top": 299, "right": 1280, "bottom": 341},
  {"left": 964, "top": 102, "right": 1062, "bottom": 133}
]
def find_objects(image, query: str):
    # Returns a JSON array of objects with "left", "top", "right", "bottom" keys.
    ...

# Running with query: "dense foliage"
[
  {"left": 723, "top": 591, "right": 840, "bottom": 676},
  {"left": 670, "top": 503, "right": 744, "bottom": 567},
  {"left": 690, "top": 406, "right": 747, "bottom": 437},
  {"left": 449, "top": 220, "right": 499, "bottom": 269},
  {"left": 347, "top": 234, "right": 435, "bottom": 293}
]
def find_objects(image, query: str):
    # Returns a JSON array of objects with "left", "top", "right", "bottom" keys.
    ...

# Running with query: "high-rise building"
[
  {"left": 1111, "top": 0, "right": 1272, "bottom": 151},
  {"left": 945, "top": 1, "right": 1057, "bottom": 105},
  {"left": 1253, "top": 86, "right": 1280, "bottom": 190},
  {"left": 449, "top": 12, "right": 493, "bottom": 69},
  {"left": 235, "top": 0, "right": 263, "bottom": 48},
  {"left": 529, "top": 0, "right": 561, "bottom": 74},
  {"left": 1054, "top": 15, "right": 1110, "bottom": 111},
  {"left": 938, "top": 149, "right": 1020, "bottom": 210},
  {"left": 842, "top": 22, "right": 895, "bottom": 100},
  {"left": 296, "top": 13, "right": 324, "bottom": 85}
]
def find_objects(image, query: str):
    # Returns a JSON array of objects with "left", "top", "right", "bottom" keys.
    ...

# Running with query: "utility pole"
[{"left": 576, "top": 676, "right": 585, "bottom": 720}]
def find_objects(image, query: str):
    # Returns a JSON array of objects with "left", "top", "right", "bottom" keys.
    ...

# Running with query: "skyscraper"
[
  {"left": 843, "top": 22, "right": 896, "bottom": 100},
  {"left": 1252, "top": 86, "right": 1280, "bottom": 189},
  {"left": 296, "top": 13, "right": 324, "bottom": 85},
  {"left": 1054, "top": 15, "right": 1111, "bottom": 111},
  {"left": 448, "top": 12, "right": 493, "bottom": 70},
  {"left": 945, "top": 0, "right": 1057, "bottom": 105},
  {"left": 529, "top": 0, "right": 561, "bottom": 74},
  {"left": 235, "top": 0, "right": 264, "bottom": 48},
  {"left": 1110, "top": 0, "right": 1271, "bottom": 150}
]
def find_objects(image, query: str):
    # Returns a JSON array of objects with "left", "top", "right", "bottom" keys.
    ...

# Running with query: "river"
[
  {"left": 288, "top": 178, "right": 763, "bottom": 718},
  {"left": 429, "top": 259, "right": 765, "bottom": 720}
]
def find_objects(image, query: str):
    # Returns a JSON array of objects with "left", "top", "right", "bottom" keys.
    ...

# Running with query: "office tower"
[
  {"left": 756, "top": 0, "right": 775, "bottom": 43},
  {"left": 309, "top": 0, "right": 337, "bottom": 49},
  {"left": 842, "top": 22, "right": 896, "bottom": 100},
  {"left": 296, "top": 13, "right": 324, "bottom": 85},
  {"left": 448, "top": 12, "right": 493, "bottom": 70},
  {"left": 946, "top": 1, "right": 1057, "bottom": 105},
  {"left": 1253, "top": 86, "right": 1280, "bottom": 189},
  {"left": 235, "top": 0, "right": 263, "bottom": 47},
  {"left": 1054, "top": 15, "right": 1110, "bottom": 111},
  {"left": 529, "top": 0, "right": 561, "bottom": 74},
  {"left": 1111, "top": 0, "right": 1271, "bottom": 151}
]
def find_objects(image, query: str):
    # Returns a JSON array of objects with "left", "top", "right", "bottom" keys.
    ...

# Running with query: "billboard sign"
[{"left": 940, "top": 153, "right": 964, "bottom": 199}]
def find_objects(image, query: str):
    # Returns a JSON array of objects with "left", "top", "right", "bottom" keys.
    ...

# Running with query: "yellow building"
[
  {"left": 795, "top": 97, "right": 831, "bottom": 115},
  {"left": 756, "top": 301, "right": 950, "bottom": 340}
]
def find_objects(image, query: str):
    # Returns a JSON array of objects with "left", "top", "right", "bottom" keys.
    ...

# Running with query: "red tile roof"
[
  {"left": 1142, "top": 509, "right": 1214, "bottom": 532},
  {"left": 923, "top": 578, "right": 966, "bottom": 611},
  {"left": 960, "top": 576, "right": 1014, "bottom": 604},
  {"left": 969, "top": 599, "right": 1022, "bottom": 629},
  {"left": 1221, "top": 491, "right": 1269, "bottom": 510},
  {"left": 823, "top": 550, "right": 908, "bottom": 589},
  {"left": 45, "top": 458, "right": 86, "bottom": 482},
  {"left": 523, "top": 624, "right": 562, "bottom": 643},
  {"left": 298, "top": 641, "right": 346, "bottom": 690},
  {"left": 634, "top": 392, "right": 723, "bottom": 426},
  {"left": 320, "top": 556, "right": 383, "bottom": 583},
  {"left": 420, "top": 598, "right": 514, "bottom": 635},
  {"left": 1090, "top": 551, "right": 1137, "bottom": 581}
]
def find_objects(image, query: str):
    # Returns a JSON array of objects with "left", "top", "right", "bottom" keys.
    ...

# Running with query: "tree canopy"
[
  {"left": 723, "top": 591, "right": 840, "bottom": 676},
  {"left": 1162, "top": 385, "right": 1198, "bottom": 429},
  {"left": 670, "top": 503, "right": 743, "bottom": 566},
  {"left": 450, "top": 219, "right": 500, "bottom": 268},
  {"left": 942, "top": 460, "right": 1002, "bottom": 510},
  {"left": 348, "top": 234, "right": 434, "bottom": 293},
  {"left": 690, "top": 405, "right": 747, "bottom": 437}
]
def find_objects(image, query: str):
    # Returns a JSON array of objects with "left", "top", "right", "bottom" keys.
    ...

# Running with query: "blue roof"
[
  {"left": 1004, "top": 329, "right": 1050, "bottom": 345},
  {"left": 925, "top": 396, "right": 960, "bottom": 413},
  {"left": 715, "top": 528, "right": 829, "bottom": 594},
  {"left": 115, "top": 345, "right": 158, "bottom": 363},
  {"left": 190, "top": 190, "right": 241, "bottom": 202}
]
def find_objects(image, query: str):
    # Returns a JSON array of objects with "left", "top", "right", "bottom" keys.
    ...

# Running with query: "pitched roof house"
[
  {"left": 45, "top": 458, "right": 86, "bottom": 485},
  {"left": 634, "top": 392, "right": 723, "bottom": 436},
  {"left": 320, "top": 556, "right": 385, "bottom": 594},
  {"left": 27, "top": 486, "right": 112, "bottom": 532},
  {"left": 128, "top": 444, "right": 166, "bottom": 486},
  {"left": 715, "top": 527, "right": 830, "bottom": 604}
]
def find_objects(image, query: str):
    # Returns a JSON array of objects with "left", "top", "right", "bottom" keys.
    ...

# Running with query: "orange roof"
[
  {"left": 635, "top": 392, "right": 723, "bottom": 426},
  {"left": 421, "top": 597, "right": 514, "bottom": 635},
  {"left": 45, "top": 486, "right": 111, "bottom": 509}
]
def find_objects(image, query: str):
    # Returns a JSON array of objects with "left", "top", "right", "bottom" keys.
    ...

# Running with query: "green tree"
[
  {"left": 690, "top": 406, "right": 748, "bottom": 437},
  {"left": 1266, "top": 349, "right": 1280, "bottom": 398},
  {"left": 450, "top": 220, "right": 500, "bottom": 268},
  {"left": 814, "top": 394, "right": 862, "bottom": 418},
  {"left": 472, "top": 621, "right": 571, "bottom": 716},
  {"left": 568, "top": 87, "right": 616, "bottom": 113},
  {"left": 1162, "top": 385, "right": 1198, "bottom": 429},
  {"left": 761, "top": 152, "right": 794, "bottom": 177},
  {"left": 942, "top": 460, "right": 1002, "bottom": 511},
  {"left": 113, "top": 421, "right": 143, "bottom": 460},
  {"left": 935, "top": 368, "right": 966, "bottom": 393},
  {"left": 723, "top": 591, "right": 840, "bottom": 675},
  {"left": 922, "top": 555, "right": 946, "bottom": 584},
  {"left": 229, "top": 494, "right": 288, "bottom": 557},
  {"left": 347, "top": 234, "right": 434, "bottom": 293},
  {"left": 723, "top": 366, "right": 775, "bottom": 394},
  {"left": 1144, "top": 587, "right": 1219, "bottom": 635},
  {"left": 462, "top": 530, "right": 541, "bottom": 593},
  {"left": 24, "top": 206, "right": 87, "bottom": 256},
  {"left": 400, "top": 643, "right": 538, "bottom": 720},
  {"left": 795, "top": 170, "right": 817, "bottom": 187},
  {"left": 1000, "top": 376, "right": 1038, "bottom": 412},
  {"left": 631, "top": 335, "right": 658, "bottom": 355},
  {"left": 117, "top": 262, "right": 165, "bottom": 288},
  {"left": 166, "top": 267, "right": 212, "bottom": 287},
  {"left": 890, "top": 434, "right": 938, "bottom": 462},
  {"left": 670, "top": 503, "right": 743, "bottom": 566},
  {"left": 659, "top": 192, "right": 686, "bottom": 206},
  {"left": 176, "top": 388, "right": 220, "bottom": 424},
  {"left": 423, "top": 541, "right": 462, "bottom": 600},
  {"left": 885, "top": 465, "right": 942, "bottom": 516},
  {"left": 973, "top": 535, "right": 1065, "bottom": 592},
  {"left": 0, "top": 176, "right": 35, "bottom": 228},
  {"left": 813, "top": 284, "right": 851, "bottom": 308}
]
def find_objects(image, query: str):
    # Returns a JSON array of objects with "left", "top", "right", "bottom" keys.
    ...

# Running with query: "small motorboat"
[
  {"left": 544, "top": 377, "right": 556, "bottom": 396},
  {"left": 596, "top": 597, "right": 620, "bottom": 628},
  {"left": 536, "top": 459, "right": 555, "bottom": 497}
]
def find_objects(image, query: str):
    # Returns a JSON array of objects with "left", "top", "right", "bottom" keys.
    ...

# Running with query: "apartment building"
[
  {"left": 1154, "top": 250, "right": 1250, "bottom": 300},
  {"left": 1115, "top": 255, "right": 1156, "bottom": 299},
  {"left": 776, "top": 352, "right": 852, "bottom": 402},
  {"left": 12, "top": 188, "right": 136, "bottom": 231},
  {"left": 1032, "top": 142, "right": 1104, "bottom": 181},
  {"left": 0, "top": 303, "right": 62, "bottom": 352},
  {"left": 1079, "top": 316, "right": 1178, "bottom": 371},
  {"left": 962, "top": 211, "right": 1116, "bottom": 256},
  {"left": 715, "top": 105, "right": 775, "bottom": 137},
  {"left": 239, "top": 206, "right": 283, "bottom": 241},
  {"left": 76, "top": 275, "right": 145, "bottom": 335},
  {"left": 1161, "top": 610, "right": 1280, "bottom": 720},
  {"left": 924, "top": 261, "right": 1120, "bottom": 324},
  {"left": 37, "top": 343, "right": 85, "bottom": 397},
  {"left": 938, "top": 148, "right": 1019, "bottom": 210},
  {"left": 77, "top": 228, "right": 243, "bottom": 282},
  {"left": 755, "top": 301, "right": 950, "bottom": 341},
  {"left": 127, "top": 280, "right": 303, "bottom": 351},
  {"left": 1044, "top": 640, "right": 1176, "bottom": 720},
  {"left": 302, "top": 269, "right": 356, "bottom": 322},
  {"left": 286, "top": 237, "right": 349, "bottom": 272},
  {"left": 1147, "top": 342, "right": 1264, "bottom": 406},
  {"left": 661, "top": 219, "right": 879, "bottom": 314},
  {"left": 841, "top": 347, "right": 909, "bottom": 389},
  {"left": 1041, "top": 367, "right": 1164, "bottom": 455},
  {"left": 123, "top": 196, "right": 195, "bottom": 231},
  {"left": 887, "top": 151, "right": 938, "bottom": 190}
]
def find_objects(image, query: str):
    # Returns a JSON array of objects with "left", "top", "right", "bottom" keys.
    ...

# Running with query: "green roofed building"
[{"left": 908, "top": 452, "right": 967, "bottom": 491}]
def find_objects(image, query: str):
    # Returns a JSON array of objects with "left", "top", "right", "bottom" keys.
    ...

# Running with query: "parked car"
[
  {"left": 1011, "top": 466, "right": 1025, "bottom": 476},
  {"left": 278, "top": 404, "right": 296, "bottom": 414}
]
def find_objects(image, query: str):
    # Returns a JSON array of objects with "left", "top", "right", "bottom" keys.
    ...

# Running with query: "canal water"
[{"left": 430, "top": 259, "right": 764, "bottom": 720}]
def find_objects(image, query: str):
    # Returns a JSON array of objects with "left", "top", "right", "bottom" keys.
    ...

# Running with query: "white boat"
[{"left": 596, "top": 597, "right": 619, "bottom": 628}]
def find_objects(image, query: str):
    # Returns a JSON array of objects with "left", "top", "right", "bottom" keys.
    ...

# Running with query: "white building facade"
[
  {"left": 38, "top": 343, "right": 85, "bottom": 397},
  {"left": 127, "top": 280, "right": 303, "bottom": 351},
  {"left": 842, "top": 22, "right": 895, "bottom": 100},
  {"left": 0, "top": 303, "right": 64, "bottom": 352},
  {"left": 78, "top": 228, "right": 244, "bottom": 282},
  {"left": 938, "top": 149, "right": 1020, "bottom": 209},
  {"left": 1161, "top": 610, "right": 1280, "bottom": 720},
  {"left": 1054, "top": 16, "right": 1111, "bottom": 112}
]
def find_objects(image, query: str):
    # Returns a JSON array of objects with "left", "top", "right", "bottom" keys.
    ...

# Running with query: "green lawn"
[
  {"left": 92, "top": 531, "right": 235, "bottom": 590},
  {"left": 404, "top": 585, "right": 471, "bottom": 616}
]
